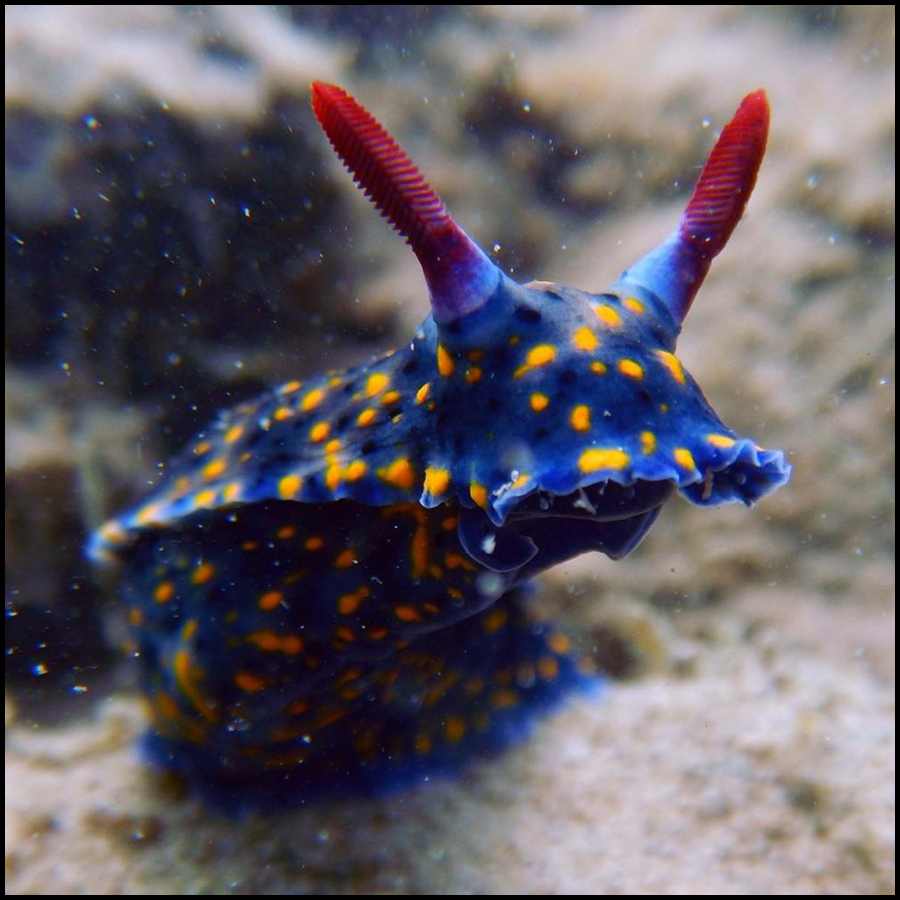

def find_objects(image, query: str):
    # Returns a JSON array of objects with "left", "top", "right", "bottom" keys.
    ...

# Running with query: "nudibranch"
[{"left": 90, "top": 83, "right": 789, "bottom": 807}]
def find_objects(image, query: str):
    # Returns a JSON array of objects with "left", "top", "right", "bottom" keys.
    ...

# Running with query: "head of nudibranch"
[{"left": 309, "top": 84, "right": 789, "bottom": 572}]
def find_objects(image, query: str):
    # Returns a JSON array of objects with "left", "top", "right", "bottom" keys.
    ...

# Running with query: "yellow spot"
[
  {"left": 469, "top": 482, "right": 488, "bottom": 509},
  {"left": 381, "top": 389, "right": 401, "bottom": 405},
  {"left": 235, "top": 671, "right": 266, "bottom": 693},
  {"left": 415, "top": 382, "right": 431, "bottom": 404},
  {"left": 514, "top": 344, "right": 557, "bottom": 377},
  {"left": 304, "top": 536, "right": 324, "bottom": 551},
  {"left": 573, "top": 327, "right": 598, "bottom": 351},
  {"left": 654, "top": 349, "right": 685, "bottom": 384},
  {"left": 278, "top": 380, "right": 302, "bottom": 395},
  {"left": 193, "top": 440, "right": 211, "bottom": 456},
  {"left": 334, "top": 548, "right": 356, "bottom": 568},
  {"left": 154, "top": 581, "right": 174, "bottom": 603},
  {"left": 579, "top": 448, "right": 630, "bottom": 473},
  {"left": 273, "top": 406, "right": 293, "bottom": 421},
  {"left": 674, "top": 447, "right": 696, "bottom": 470},
  {"left": 707, "top": 434, "right": 736, "bottom": 449},
  {"left": 356, "top": 408, "right": 377, "bottom": 426},
  {"left": 258, "top": 590, "right": 284, "bottom": 611},
  {"left": 202, "top": 458, "right": 227, "bottom": 481},
  {"left": 223, "top": 482, "right": 242, "bottom": 502},
  {"left": 444, "top": 716, "right": 466, "bottom": 743},
  {"left": 618, "top": 359, "right": 644, "bottom": 380},
  {"left": 191, "top": 562, "right": 215, "bottom": 586},
  {"left": 624, "top": 297, "right": 645, "bottom": 314},
  {"left": 594, "top": 304, "right": 622, "bottom": 327},
  {"left": 660, "top": 403, "right": 669, "bottom": 413},
  {"left": 590, "top": 361, "right": 607, "bottom": 375},
  {"left": 641, "top": 431, "right": 656, "bottom": 454},
  {"left": 464, "top": 366, "right": 482, "bottom": 383},
  {"left": 300, "top": 387, "right": 325, "bottom": 412},
  {"left": 324, "top": 438, "right": 342, "bottom": 455},
  {"left": 394, "top": 605, "right": 421, "bottom": 622},
  {"left": 570, "top": 405, "right": 591, "bottom": 432},
  {"left": 424, "top": 466, "right": 451, "bottom": 497},
  {"left": 193, "top": 489, "right": 217, "bottom": 509},
  {"left": 437, "top": 344, "right": 455, "bottom": 377},
  {"left": 377, "top": 457, "right": 415, "bottom": 491},
  {"left": 530, "top": 392, "right": 549, "bottom": 412},
  {"left": 512, "top": 473, "right": 531, "bottom": 490},
  {"left": 309, "top": 421, "right": 330, "bottom": 442},
  {"left": 278, "top": 474, "right": 302, "bottom": 499},
  {"left": 345, "top": 460, "right": 367, "bottom": 482},
  {"left": 365, "top": 372, "right": 390, "bottom": 397},
  {"left": 224, "top": 424, "right": 244, "bottom": 444}
]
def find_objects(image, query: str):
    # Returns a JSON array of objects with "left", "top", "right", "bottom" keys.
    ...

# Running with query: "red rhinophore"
[
  {"left": 311, "top": 82, "right": 452, "bottom": 249},
  {"left": 311, "top": 82, "right": 500, "bottom": 324},
  {"left": 680, "top": 89, "right": 770, "bottom": 259}
]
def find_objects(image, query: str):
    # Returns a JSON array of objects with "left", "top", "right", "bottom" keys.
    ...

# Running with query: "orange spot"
[
  {"left": 338, "top": 586, "right": 370, "bottom": 615},
  {"left": 345, "top": 460, "right": 367, "bottom": 481},
  {"left": 300, "top": 387, "right": 325, "bottom": 412},
  {"left": 579, "top": 448, "right": 630, "bottom": 473},
  {"left": 193, "top": 440, "right": 211, "bottom": 456},
  {"left": 191, "top": 562, "right": 215, "bottom": 585},
  {"left": 394, "top": 605, "right": 421, "bottom": 621},
  {"left": 674, "top": 447, "right": 696, "bottom": 470},
  {"left": 276, "top": 525, "right": 296, "bottom": 539},
  {"left": 464, "top": 367, "right": 482, "bottom": 383},
  {"left": 202, "top": 458, "right": 227, "bottom": 481},
  {"left": 654, "top": 349, "right": 685, "bottom": 384},
  {"left": 573, "top": 326, "right": 598, "bottom": 351},
  {"left": 273, "top": 406, "right": 293, "bottom": 421},
  {"left": 154, "top": 581, "right": 174, "bottom": 603},
  {"left": 469, "top": 482, "right": 488, "bottom": 509},
  {"left": 235, "top": 670, "right": 266, "bottom": 693},
  {"left": 594, "top": 304, "right": 622, "bottom": 327},
  {"left": 416, "top": 382, "right": 431, "bottom": 404},
  {"left": 514, "top": 344, "right": 557, "bottom": 377},
  {"left": 530, "top": 392, "right": 549, "bottom": 412},
  {"left": 624, "top": 297, "right": 645, "bottom": 314},
  {"left": 437, "top": 344, "right": 455, "bottom": 377},
  {"left": 304, "top": 536, "right": 324, "bottom": 551},
  {"left": 444, "top": 716, "right": 466, "bottom": 743},
  {"left": 548, "top": 632, "right": 571, "bottom": 654},
  {"left": 334, "top": 548, "right": 356, "bottom": 568},
  {"left": 423, "top": 466, "right": 451, "bottom": 496},
  {"left": 590, "top": 361, "right": 607, "bottom": 375},
  {"left": 365, "top": 372, "right": 390, "bottom": 397},
  {"left": 278, "top": 474, "right": 302, "bottom": 499},
  {"left": 278, "top": 380, "right": 302, "bottom": 395},
  {"left": 357, "top": 407, "right": 377, "bottom": 426},
  {"left": 381, "top": 390, "right": 401, "bottom": 405},
  {"left": 224, "top": 424, "right": 244, "bottom": 444},
  {"left": 641, "top": 431, "right": 656, "bottom": 454},
  {"left": 258, "top": 590, "right": 284, "bottom": 611},
  {"left": 309, "top": 421, "right": 330, "bottom": 442},
  {"left": 570, "top": 405, "right": 591, "bottom": 432},
  {"left": 618, "top": 359, "right": 644, "bottom": 380},
  {"left": 538, "top": 656, "right": 559, "bottom": 679},
  {"left": 707, "top": 434, "right": 736, "bottom": 449},
  {"left": 377, "top": 457, "right": 415, "bottom": 490}
]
